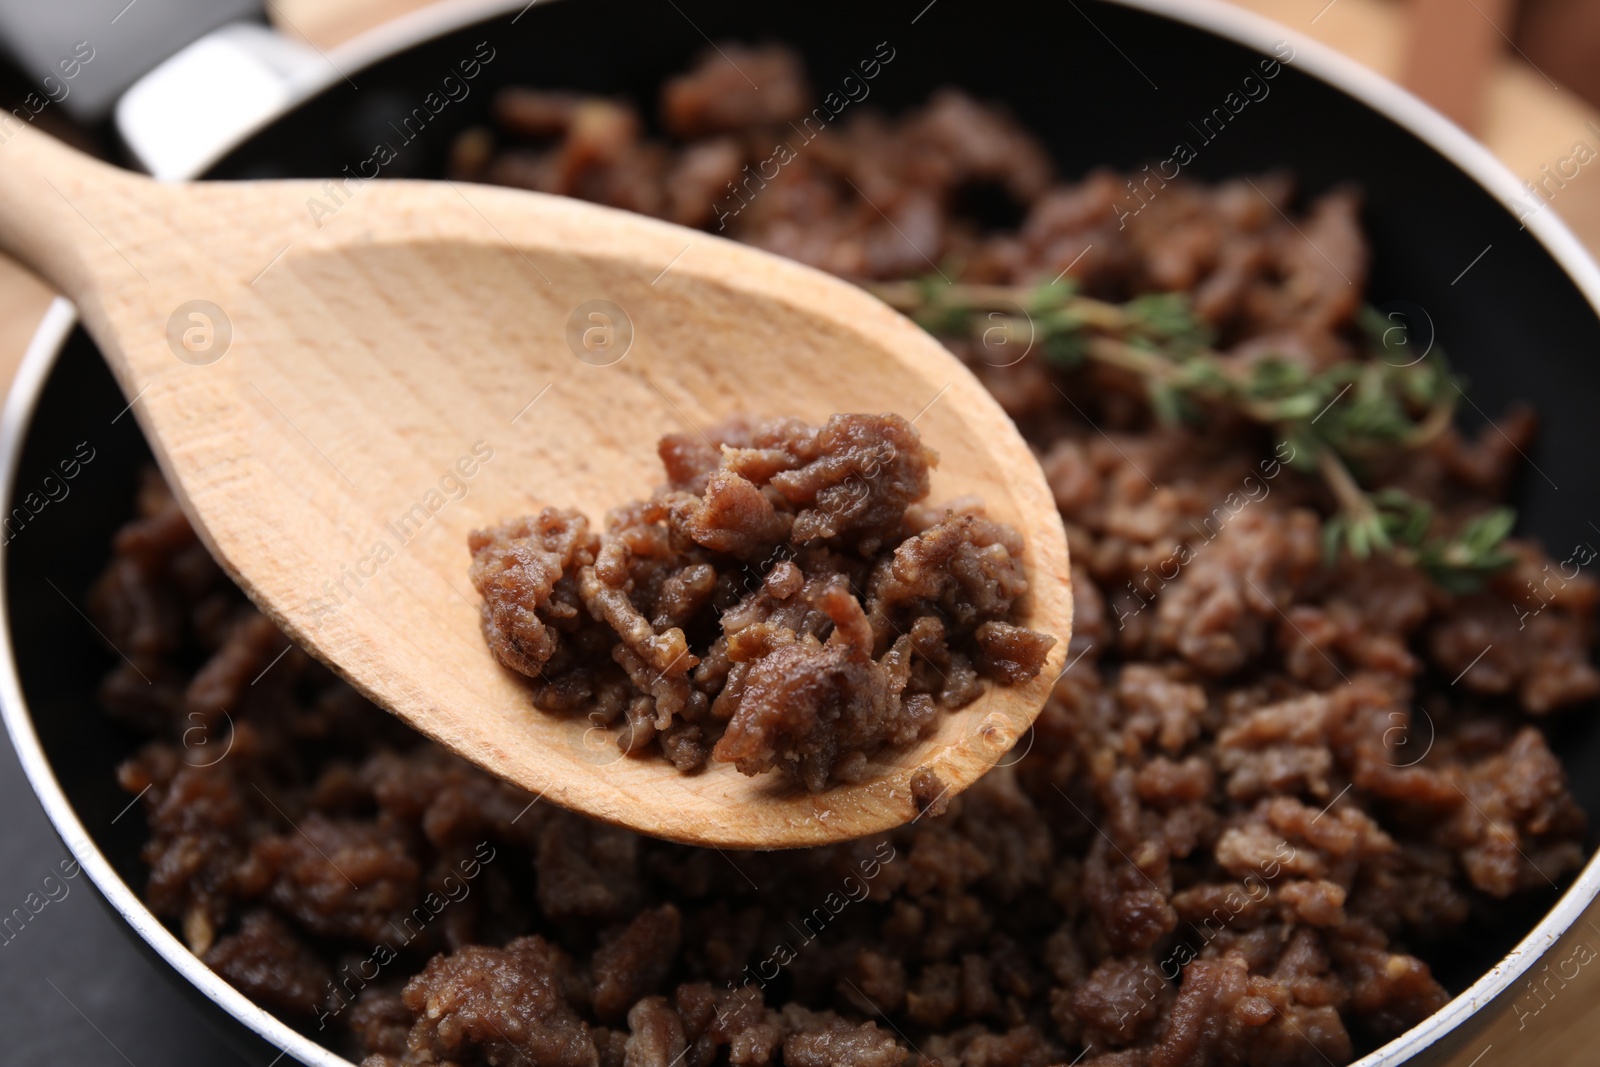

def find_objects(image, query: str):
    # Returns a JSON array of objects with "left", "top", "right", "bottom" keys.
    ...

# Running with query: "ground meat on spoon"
[
  {"left": 92, "top": 44, "right": 1598, "bottom": 1067},
  {"left": 468, "top": 412, "right": 1055, "bottom": 791}
]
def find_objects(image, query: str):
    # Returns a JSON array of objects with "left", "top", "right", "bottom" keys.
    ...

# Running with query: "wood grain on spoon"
[{"left": 0, "top": 124, "right": 1072, "bottom": 848}]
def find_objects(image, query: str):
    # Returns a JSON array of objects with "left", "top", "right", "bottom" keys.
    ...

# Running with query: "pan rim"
[{"left": 2, "top": 1, "right": 1597, "bottom": 1064}]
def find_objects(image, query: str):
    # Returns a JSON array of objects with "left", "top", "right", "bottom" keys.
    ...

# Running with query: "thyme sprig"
[{"left": 870, "top": 279, "right": 1515, "bottom": 591}]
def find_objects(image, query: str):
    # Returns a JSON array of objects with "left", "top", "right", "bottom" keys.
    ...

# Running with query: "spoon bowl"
[{"left": 0, "top": 126, "right": 1071, "bottom": 847}]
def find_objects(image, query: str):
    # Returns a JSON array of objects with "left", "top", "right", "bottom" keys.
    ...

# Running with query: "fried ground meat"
[
  {"left": 398, "top": 936, "right": 598, "bottom": 1066},
  {"left": 203, "top": 910, "right": 331, "bottom": 1018},
  {"left": 467, "top": 508, "right": 600, "bottom": 680},
  {"left": 93, "top": 44, "right": 1596, "bottom": 1067},
  {"left": 468, "top": 413, "right": 1053, "bottom": 790}
]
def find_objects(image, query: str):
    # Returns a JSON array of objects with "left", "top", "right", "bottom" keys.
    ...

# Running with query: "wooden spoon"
[{"left": 0, "top": 125, "right": 1072, "bottom": 848}]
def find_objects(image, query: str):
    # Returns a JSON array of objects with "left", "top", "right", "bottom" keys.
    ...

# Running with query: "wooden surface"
[
  {"left": 1400, "top": 0, "right": 1515, "bottom": 129},
  {"left": 267, "top": 0, "right": 441, "bottom": 47},
  {"left": 0, "top": 123, "right": 1071, "bottom": 849},
  {"left": 1231, "top": 0, "right": 1600, "bottom": 250}
]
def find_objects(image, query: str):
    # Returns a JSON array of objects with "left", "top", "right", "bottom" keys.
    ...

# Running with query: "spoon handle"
[{"left": 0, "top": 122, "right": 151, "bottom": 306}]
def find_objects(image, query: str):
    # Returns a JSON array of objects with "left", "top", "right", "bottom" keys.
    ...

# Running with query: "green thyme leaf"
[{"left": 870, "top": 278, "right": 1512, "bottom": 593}]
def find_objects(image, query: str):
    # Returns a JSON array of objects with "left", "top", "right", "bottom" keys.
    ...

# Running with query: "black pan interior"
[{"left": 10, "top": 0, "right": 1600, "bottom": 1027}]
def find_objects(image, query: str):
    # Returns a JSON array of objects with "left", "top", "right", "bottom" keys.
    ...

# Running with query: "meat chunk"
[{"left": 398, "top": 937, "right": 598, "bottom": 1066}]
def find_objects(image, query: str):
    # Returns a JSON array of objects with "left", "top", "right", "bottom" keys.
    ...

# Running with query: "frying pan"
[{"left": 2, "top": 1, "right": 1599, "bottom": 1064}]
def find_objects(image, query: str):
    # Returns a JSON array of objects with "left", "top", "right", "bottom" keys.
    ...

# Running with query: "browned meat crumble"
[
  {"left": 92, "top": 44, "right": 1597, "bottom": 1067},
  {"left": 468, "top": 413, "right": 1054, "bottom": 790}
]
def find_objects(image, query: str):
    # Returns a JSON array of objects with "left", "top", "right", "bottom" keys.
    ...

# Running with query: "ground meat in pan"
[
  {"left": 469, "top": 413, "right": 1054, "bottom": 790},
  {"left": 94, "top": 44, "right": 1596, "bottom": 1067}
]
